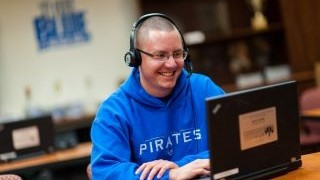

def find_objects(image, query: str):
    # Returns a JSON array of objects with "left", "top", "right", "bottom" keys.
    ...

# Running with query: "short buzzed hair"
[{"left": 135, "top": 16, "right": 180, "bottom": 48}]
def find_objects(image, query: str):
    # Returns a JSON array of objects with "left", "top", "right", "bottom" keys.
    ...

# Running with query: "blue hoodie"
[{"left": 90, "top": 68, "right": 225, "bottom": 179}]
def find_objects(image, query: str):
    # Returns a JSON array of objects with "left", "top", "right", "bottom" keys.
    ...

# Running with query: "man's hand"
[
  {"left": 169, "top": 159, "right": 210, "bottom": 180},
  {"left": 135, "top": 159, "right": 178, "bottom": 180}
]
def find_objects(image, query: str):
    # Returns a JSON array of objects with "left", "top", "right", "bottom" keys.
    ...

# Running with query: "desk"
[
  {"left": 1, "top": 143, "right": 320, "bottom": 179},
  {"left": 0, "top": 142, "right": 91, "bottom": 174},
  {"left": 302, "top": 108, "right": 320, "bottom": 120},
  {"left": 274, "top": 152, "right": 320, "bottom": 179}
]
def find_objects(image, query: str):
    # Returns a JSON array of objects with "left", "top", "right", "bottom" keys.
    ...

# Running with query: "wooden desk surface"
[
  {"left": 274, "top": 152, "right": 320, "bottom": 179},
  {"left": 302, "top": 108, "right": 320, "bottom": 117},
  {"left": 0, "top": 142, "right": 91, "bottom": 173},
  {"left": 1, "top": 143, "right": 320, "bottom": 179}
]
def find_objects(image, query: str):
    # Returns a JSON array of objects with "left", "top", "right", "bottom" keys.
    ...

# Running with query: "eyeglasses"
[{"left": 137, "top": 49, "right": 188, "bottom": 62}]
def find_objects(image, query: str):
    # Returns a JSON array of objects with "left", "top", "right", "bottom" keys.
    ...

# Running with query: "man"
[{"left": 90, "top": 13, "right": 225, "bottom": 180}]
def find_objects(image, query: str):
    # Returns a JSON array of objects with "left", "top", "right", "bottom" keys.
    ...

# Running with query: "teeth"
[{"left": 160, "top": 71, "right": 174, "bottom": 76}]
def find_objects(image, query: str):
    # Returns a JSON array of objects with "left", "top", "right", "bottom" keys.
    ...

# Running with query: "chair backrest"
[
  {"left": 87, "top": 164, "right": 92, "bottom": 180},
  {"left": 315, "top": 62, "right": 320, "bottom": 87},
  {"left": 0, "top": 174, "right": 22, "bottom": 180},
  {"left": 300, "top": 87, "right": 320, "bottom": 111},
  {"left": 299, "top": 86, "right": 320, "bottom": 154}
]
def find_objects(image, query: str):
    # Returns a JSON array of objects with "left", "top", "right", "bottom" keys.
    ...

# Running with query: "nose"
[
  {"left": 164, "top": 55, "right": 178, "bottom": 67},
  {"left": 166, "top": 54, "right": 177, "bottom": 64}
]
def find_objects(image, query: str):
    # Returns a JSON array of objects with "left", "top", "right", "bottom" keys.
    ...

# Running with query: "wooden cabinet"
[
  {"left": 138, "top": 0, "right": 319, "bottom": 93},
  {"left": 280, "top": 0, "right": 320, "bottom": 72}
]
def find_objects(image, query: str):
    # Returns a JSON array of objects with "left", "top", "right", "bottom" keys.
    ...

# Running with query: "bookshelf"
[{"left": 138, "top": 0, "right": 319, "bottom": 93}]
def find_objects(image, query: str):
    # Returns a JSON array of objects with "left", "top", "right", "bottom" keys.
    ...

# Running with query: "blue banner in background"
[{"left": 33, "top": 0, "right": 90, "bottom": 50}]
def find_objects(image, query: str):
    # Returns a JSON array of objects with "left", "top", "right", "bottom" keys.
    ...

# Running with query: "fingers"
[
  {"left": 189, "top": 159, "right": 211, "bottom": 177},
  {"left": 201, "top": 168, "right": 211, "bottom": 176},
  {"left": 140, "top": 164, "right": 152, "bottom": 180},
  {"left": 169, "top": 159, "right": 211, "bottom": 180},
  {"left": 156, "top": 161, "right": 178, "bottom": 178},
  {"left": 148, "top": 163, "right": 163, "bottom": 180},
  {"left": 192, "top": 159, "right": 210, "bottom": 170},
  {"left": 135, "top": 159, "right": 178, "bottom": 180},
  {"left": 135, "top": 160, "right": 160, "bottom": 180},
  {"left": 135, "top": 163, "right": 147, "bottom": 175},
  {"left": 136, "top": 159, "right": 209, "bottom": 180}
]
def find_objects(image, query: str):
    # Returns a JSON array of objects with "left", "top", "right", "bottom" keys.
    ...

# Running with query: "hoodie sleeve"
[{"left": 90, "top": 115, "right": 140, "bottom": 180}]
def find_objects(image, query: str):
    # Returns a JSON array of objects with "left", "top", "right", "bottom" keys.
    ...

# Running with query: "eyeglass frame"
[{"left": 136, "top": 48, "right": 188, "bottom": 62}]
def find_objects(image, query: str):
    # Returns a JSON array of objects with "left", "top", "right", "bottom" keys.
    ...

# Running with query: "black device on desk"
[
  {"left": 205, "top": 81, "right": 301, "bottom": 180},
  {"left": 0, "top": 115, "right": 55, "bottom": 162}
]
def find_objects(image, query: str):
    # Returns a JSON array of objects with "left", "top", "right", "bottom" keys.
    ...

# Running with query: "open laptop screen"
[
  {"left": 206, "top": 81, "right": 301, "bottom": 180},
  {"left": 0, "top": 115, "right": 54, "bottom": 162}
]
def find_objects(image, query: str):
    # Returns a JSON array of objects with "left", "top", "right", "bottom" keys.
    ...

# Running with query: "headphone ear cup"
[
  {"left": 124, "top": 51, "right": 135, "bottom": 67},
  {"left": 124, "top": 49, "right": 141, "bottom": 67}
]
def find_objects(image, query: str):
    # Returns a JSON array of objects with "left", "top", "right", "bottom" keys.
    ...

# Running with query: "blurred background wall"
[
  {"left": 1, "top": 0, "right": 319, "bottom": 118},
  {"left": 0, "top": 0, "right": 139, "bottom": 117}
]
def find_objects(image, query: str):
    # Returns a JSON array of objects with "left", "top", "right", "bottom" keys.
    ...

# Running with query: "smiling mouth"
[{"left": 159, "top": 71, "right": 175, "bottom": 77}]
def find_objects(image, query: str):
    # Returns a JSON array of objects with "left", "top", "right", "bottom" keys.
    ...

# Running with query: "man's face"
[{"left": 138, "top": 29, "right": 184, "bottom": 98}]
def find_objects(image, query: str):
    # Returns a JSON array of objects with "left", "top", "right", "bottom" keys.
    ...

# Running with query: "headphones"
[{"left": 124, "top": 13, "right": 193, "bottom": 76}]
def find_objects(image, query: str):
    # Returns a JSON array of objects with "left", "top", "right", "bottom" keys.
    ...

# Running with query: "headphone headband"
[{"left": 129, "top": 13, "right": 185, "bottom": 52}]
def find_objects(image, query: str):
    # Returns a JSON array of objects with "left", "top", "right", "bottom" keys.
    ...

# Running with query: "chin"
[{"left": 160, "top": 81, "right": 177, "bottom": 90}]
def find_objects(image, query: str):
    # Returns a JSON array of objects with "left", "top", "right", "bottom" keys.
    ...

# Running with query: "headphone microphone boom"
[{"left": 124, "top": 13, "right": 193, "bottom": 77}]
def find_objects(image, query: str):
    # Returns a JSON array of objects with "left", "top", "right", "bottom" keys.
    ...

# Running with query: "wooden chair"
[
  {"left": 300, "top": 87, "right": 320, "bottom": 111},
  {"left": 0, "top": 174, "right": 22, "bottom": 180},
  {"left": 299, "top": 87, "right": 320, "bottom": 154},
  {"left": 87, "top": 164, "right": 92, "bottom": 180}
]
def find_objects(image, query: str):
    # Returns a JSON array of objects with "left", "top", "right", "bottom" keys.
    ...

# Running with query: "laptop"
[
  {"left": 205, "top": 81, "right": 302, "bottom": 180},
  {"left": 0, "top": 115, "right": 55, "bottom": 162}
]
